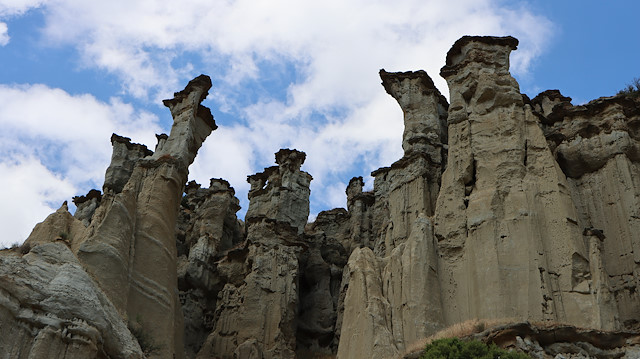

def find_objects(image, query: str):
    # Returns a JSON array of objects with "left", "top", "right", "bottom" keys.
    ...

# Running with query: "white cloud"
[
  {"left": 0, "top": 84, "right": 162, "bottom": 247},
  {"left": 0, "top": 22, "right": 8, "bottom": 45},
  {"left": 0, "top": 156, "right": 75, "bottom": 246},
  {"left": 0, "top": 0, "right": 46, "bottom": 17},
  {"left": 2, "top": 0, "right": 555, "bottom": 239}
]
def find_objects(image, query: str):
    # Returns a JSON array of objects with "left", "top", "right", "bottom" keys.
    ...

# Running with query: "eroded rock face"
[
  {"left": 0, "top": 242, "right": 143, "bottom": 359},
  {"left": 336, "top": 69, "right": 449, "bottom": 358},
  {"left": 535, "top": 91, "right": 640, "bottom": 330},
  {"left": 103, "top": 134, "right": 153, "bottom": 194},
  {"left": 337, "top": 36, "right": 640, "bottom": 358},
  {"left": 175, "top": 179, "right": 244, "bottom": 358},
  {"left": 246, "top": 149, "right": 312, "bottom": 233},
  {"left": 72, "top": 189, "right": 102, "bottom": 226},
  {"left": 198, "top": 149, "right": 311, "bottom": 359},
  {"left": 4, "top": 36, "right": 640, "bottom": 359},
  {"left": 0, "top": 73, "right": 218, "bottom": 359},
  {"left": 433, "top": 35, "right": 607, "bottom": 328}
]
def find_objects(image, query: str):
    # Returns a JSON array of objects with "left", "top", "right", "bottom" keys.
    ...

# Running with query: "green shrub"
[
  {"left": 617, "top": 77, "right": 640, "bottom": 96},
  {"left": 421, "top": 338, "right": 531, "bottom": 359}
]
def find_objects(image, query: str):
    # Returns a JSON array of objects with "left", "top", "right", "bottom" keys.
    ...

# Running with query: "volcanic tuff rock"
[
  {"left": 337, "top": 36, "right": 640, "bottom": 359},
  {"left": 2, "top": 35, "right": 640, "bottom": 359},
  {"left": 197, "top": 149, "right": 311, "bottom": 359},
  {"left": 0, "top": 74, "right": 215, "bottom": 359}
]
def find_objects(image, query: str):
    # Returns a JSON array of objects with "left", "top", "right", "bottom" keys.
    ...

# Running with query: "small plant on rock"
[
  {"left": 421, "top": 337, "right": 531, "bottom": 359},
  {"left": 618, "top": 77, "right": 640, "bottom": 96}
]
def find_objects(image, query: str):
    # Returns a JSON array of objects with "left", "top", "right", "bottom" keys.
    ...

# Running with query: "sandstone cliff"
[{"left": 2, "top": 35, "right": 640, "bottom": 359}]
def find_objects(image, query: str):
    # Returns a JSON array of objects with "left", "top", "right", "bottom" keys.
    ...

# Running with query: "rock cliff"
[{"left": 2, "top": 35, "right": 640, "bottom": 359}]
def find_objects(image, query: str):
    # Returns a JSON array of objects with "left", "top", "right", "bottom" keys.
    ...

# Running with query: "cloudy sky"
[{"left": 0, "top": 0, "right": 638, "bottom": 247}]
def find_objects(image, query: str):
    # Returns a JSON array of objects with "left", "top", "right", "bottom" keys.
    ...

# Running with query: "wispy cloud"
[{"left": 0, "top": 22, "right": 8, "bottom": 45}]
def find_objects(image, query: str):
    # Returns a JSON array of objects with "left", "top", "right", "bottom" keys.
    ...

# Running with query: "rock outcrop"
[
  {"left": 2, "top": 36, "right": 640, "bottom": 359},
  {"left": 337, "top": 36, "right": 640, "bottom": 358},
  {"left": 0, "top": 75, "right": 216, "bottom": 359},
  {"left": 176, "top": 179, "right": 244, "bottom": 358},
  {"left": 197, "top": 149, "right": 311, "bottom": 359}
]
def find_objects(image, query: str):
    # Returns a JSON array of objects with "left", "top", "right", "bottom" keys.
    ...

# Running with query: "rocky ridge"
[{"left": 1, "top": 36, "right": 640, "bottom": 359}]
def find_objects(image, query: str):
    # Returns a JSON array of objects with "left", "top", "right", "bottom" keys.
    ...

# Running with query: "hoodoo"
[{"left": 1, "top": 36, "right": 639, "bottom": 359}]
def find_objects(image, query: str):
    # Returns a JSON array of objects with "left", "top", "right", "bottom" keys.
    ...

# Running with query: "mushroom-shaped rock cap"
[
  {"left": 162, "top": 74, "right": 217, "bottom": 130},
  {"left": 379, "top": 69, "right": 439, "bottom": 96},
  {"left": 440, "top": 35, "right": 519, "bottom": 78},
  {"left": 275, "top": 148, "right": 307, "bottom": 171}
]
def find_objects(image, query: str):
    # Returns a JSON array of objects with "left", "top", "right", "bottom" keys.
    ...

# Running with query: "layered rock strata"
[
  {"left": 176, "top": 179, "right": 244, "bottom": 358},
  {"left": 533, "top": 91, "right": 640, "bottom": 330}
]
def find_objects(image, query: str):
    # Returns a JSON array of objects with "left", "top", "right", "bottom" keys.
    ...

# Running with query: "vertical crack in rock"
[
  {"left": 175, "top": 179, "right": 244, "bottom": 358},
  {"left": 534, "top": 89, "right": 640, "bottom": 330}
]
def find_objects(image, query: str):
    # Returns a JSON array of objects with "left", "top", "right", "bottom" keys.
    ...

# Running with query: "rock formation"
[
  {"left": 2, "top": 35, "right": 640, "bottom": 359},
  {"left": 197, "top": 149, "right": 311, "bottom": 359},
  {"left": 337, "top": 36, "right": 640, "bottom": 358},
  {"left": 0, "top": 74, "right": 216, "bottom": 359}
]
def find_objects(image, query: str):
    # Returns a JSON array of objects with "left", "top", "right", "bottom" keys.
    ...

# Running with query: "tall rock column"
[
  {"left": 374, "top": 70, "right": 448, "bottom": 254},
  {"left": 435, "top": 36, "right": 603, "bottom": 327},
  {"left": 337, "top": 70, "right": 447, "bottom": 358},
  {"left": 198, "top": 149, "right": 311, "bottom": 359},
  {"left": 76, "top": 75, "right": 216, "bottom": 358}
]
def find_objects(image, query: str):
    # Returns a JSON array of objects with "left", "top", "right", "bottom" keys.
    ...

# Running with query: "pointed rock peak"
[
  {"left": 440, "top": 35, "right": 518, "bottom": 79},
  {"left": 275, "top": 148, "right": 307, "bottom": 171},
  {"left": 162, "top": 74, "right": 217, "bottom": 131}
]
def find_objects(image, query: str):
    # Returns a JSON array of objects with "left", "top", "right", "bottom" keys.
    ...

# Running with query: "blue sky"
[{"left": 0, "top": 0, "right": 638, "bottom": 247}]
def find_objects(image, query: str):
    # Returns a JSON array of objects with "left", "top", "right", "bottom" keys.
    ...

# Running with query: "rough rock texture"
[
  {"left": 0, "top": 242, "right": 144, "bottom": 359},
  {"left": 176, "top": 179, "right": 244, "bottom": 358},
  {"left": 72, "top": 189, "right": 102, "bottom": 226},
  {"left": 337, "top": 69, "right": 449, "bottom": 358},
  {"left": 197, "top": 149, "right": 311, "bottom": 359},
  {"left": 0, "top": 75, "right": 216, "bottom": 359},
  {"left": 298, "top": 214, "right": 349, "bottom": 355},
  {"left": 534, "top": 91, "right": 640, "bottom": 330},
  {"left": 103, "top": 134, "right": 154, "bottom": 194},
  {"left": 75, "top": 74, "right": 216, "bottom": 359},
  {"left": 337, "top": 36, "right": 640, "bottom": 358},
  {"left": 246, "top": 149, "right": 312, "bottom": 233},
  {"left": 3, "top": 36, "right": 640, "bottom": 359},
  {"left": 433, "top": 35, "right": 605, "bottom": 328}
]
